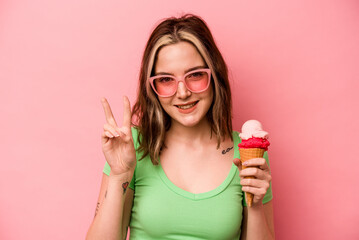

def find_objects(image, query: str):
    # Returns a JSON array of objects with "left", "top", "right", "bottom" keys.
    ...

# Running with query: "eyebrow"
[{"left": 154, "top": 66, "right": 207, "bottom": 76}]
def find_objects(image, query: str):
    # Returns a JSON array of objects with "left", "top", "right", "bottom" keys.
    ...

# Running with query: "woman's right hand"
[{"left": 101, "top": 96, "right": 136, "bottom": 176}]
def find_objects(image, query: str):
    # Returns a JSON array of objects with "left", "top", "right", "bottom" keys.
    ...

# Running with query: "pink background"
[{"left": 1, "top": 0, "right": 358, "bottom": 239}]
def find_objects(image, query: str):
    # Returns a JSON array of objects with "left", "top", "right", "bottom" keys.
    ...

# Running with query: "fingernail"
[{"left": 243, "top": 162, "right": 248, "bottom": 166}]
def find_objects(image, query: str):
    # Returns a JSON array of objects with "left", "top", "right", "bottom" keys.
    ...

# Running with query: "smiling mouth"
[{"left": 175, "top": 101, "right": 199, "bottom": 109}]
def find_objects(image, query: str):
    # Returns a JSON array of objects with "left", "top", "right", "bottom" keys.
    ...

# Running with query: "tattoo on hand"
[
  {"left": 122, "top": 182, "right": 129, "bottom": 194},
  {"left": 222, "top": 147, "right": 233, "bottom": 155}
]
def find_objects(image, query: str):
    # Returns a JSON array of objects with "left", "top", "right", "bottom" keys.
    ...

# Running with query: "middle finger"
[{"left": 240, "top": 167, "right": 271, "bottom": 181}]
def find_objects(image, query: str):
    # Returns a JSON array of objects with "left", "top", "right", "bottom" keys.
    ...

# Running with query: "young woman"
[{"left": 86, "top": 14, "right": 275, "bottom": 240}]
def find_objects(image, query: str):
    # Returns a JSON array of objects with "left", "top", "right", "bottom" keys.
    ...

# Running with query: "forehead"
[{"left": 154, "top": 41, "right": 206, "bottom": 74}]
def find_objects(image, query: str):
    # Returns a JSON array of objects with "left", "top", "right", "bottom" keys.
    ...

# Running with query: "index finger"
[
  {"left": 242, "top": 158, "right": 268, "bottom": 170},
  {"left": 101, "top": 97, "right": 118, "bottom": 126},
  {"left": 122, "top": 96, "right": 132, "bottom": 128}
]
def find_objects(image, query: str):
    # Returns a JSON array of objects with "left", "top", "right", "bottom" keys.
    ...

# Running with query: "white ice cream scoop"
[{"left": 239, "top": 120, "right": 269, "bottom": 140}]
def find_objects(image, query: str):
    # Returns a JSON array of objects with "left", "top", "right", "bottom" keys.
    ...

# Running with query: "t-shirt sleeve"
[
  {"left": 103, "top": 160, "right": 111, "bottom": 176},
  {"left": 102, "top": 127, "right": 139, "bottom": 190},
  {"left": 242, "top": 150, "right": 273, "bottom": 207}
]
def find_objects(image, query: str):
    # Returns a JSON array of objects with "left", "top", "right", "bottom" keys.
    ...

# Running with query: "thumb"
[{"left": 233, "top": 158, "right": 242, "bottom": 170}]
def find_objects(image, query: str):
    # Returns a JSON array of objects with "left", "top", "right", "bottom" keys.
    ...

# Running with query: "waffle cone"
[{"left": 239, "top": 148, "right": 266, "bottom": 207}]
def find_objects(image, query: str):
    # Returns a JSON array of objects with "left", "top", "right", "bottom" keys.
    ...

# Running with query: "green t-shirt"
[{"left": 103, "top": 128, "right": 273, "bottom": 240}]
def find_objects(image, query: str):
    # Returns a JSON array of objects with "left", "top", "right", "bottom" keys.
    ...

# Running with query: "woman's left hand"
[{"left": 233, "top": 158, "right": 272, "bottom": 206}]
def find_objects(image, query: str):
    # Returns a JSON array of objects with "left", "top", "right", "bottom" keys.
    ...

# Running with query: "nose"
[{"left": 176, "top": 81, "right": 191, "bottom": 99}]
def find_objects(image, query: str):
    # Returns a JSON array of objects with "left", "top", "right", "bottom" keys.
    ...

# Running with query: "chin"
[{"left": 172, "top": 114, "right": 207, "bottom": 128}]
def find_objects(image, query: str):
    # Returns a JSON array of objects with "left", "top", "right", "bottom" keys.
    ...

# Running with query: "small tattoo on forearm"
[
  {"left": 122, "top": 182, "right": 129, "bottom": 194},
  {"left": 222, "top": 147, "right": 233, "bottom": 155},
  {"left": 94, "top": 202, "right": 100, "bottom": 217}
]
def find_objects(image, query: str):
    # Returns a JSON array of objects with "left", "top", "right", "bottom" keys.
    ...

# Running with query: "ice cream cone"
[{"left": 239, "top": 148, "right": 265, "bottom": 207}]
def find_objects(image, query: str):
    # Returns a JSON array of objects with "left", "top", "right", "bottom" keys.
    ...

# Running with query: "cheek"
[
  {"left": 206, "top": 86, "right": 214, "bottom": 105},
  {"left": 205, "top": 88, "right": 214, "bottom": 113},
  {"left": 157, "top": 97, "right": 171, "bottom": 109}
]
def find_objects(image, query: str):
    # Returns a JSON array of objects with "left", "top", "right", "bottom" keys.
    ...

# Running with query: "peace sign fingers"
[{"left": 101, "top": 97, "right": 118, "bottom": 127}]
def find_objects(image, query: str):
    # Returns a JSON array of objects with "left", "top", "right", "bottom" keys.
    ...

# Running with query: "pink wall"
[{"left": 1, "top": 0, "right": 358, "bottom": 239}]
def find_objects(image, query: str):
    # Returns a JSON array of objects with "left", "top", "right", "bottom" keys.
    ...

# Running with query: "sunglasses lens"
[
  {"left": 185, "top": 70, "right": 210, "bottom": 92},
  {"left": 153, "top": 76, "right": 176, "bottom": 96}
]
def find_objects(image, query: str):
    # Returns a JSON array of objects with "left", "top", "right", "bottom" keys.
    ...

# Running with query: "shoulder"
[
  {"left": 232, "top": 130, "right": 241, "bottom": 159},
  {"left": 131, "top": 126, "right": 148, "bottom": 161},
  {"left": 232, "top": 130, "right": 240, "bottom": 139},
  {"left": 131, "top": 126, "right": 140, "bottom": 139},
  {"left": 131, "top": 126, "right": 141, "bottom": 149},
  {"left": 231, "top": 130, "right": 242, "bottom": 145}
]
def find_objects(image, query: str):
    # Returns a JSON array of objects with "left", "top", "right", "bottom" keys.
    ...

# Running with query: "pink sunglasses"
[{"left": 149, "top": 68, "right": 211, "bottom": 97}]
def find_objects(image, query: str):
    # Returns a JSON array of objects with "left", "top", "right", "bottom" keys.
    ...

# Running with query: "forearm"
[
  {"left": 245, "top": 204, "right": 274, "bottom": 240},
  {"left": 86, "top": 172, "right": 133, "bottom": 240}
]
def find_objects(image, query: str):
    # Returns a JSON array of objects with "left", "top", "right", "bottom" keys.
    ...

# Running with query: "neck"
[{"left": 165, "top": 117, "right": 214, "bottom": 145}]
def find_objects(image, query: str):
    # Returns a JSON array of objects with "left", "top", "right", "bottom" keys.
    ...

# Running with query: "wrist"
[
  {"left": 109, "top": 164, "right": 136, "bottom": 177},
  {"left": 248, "top": 201, "right": 264, "bottom": 211},
  {"left": 109, "top": 170, "right": 134, "bottom": 181}
]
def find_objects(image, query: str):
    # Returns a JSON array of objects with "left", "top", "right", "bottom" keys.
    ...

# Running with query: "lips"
[{"left": 175, "top": 101, "right": 199, "bottom": 109}]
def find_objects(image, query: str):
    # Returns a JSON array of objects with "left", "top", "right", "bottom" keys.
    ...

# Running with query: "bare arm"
[
  {"left": 240, "top": 200, "right": 275, "bottom": 240},
  {"left": 86, "top": 97, "right": 136, "bottom": 239},
  {"left": 233, "top": 157, "right": 275, "bottom": 240},
  {"left": 122, "top": 181, "right": 134, "bottom": 239},
  {"left": 86, "top": 172, "right": 134, "bottom": 240}
]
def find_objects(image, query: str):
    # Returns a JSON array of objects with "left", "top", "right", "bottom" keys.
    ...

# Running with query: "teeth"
[{"left": 177, "top": 102, "right": 197, "bottom": 109}]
